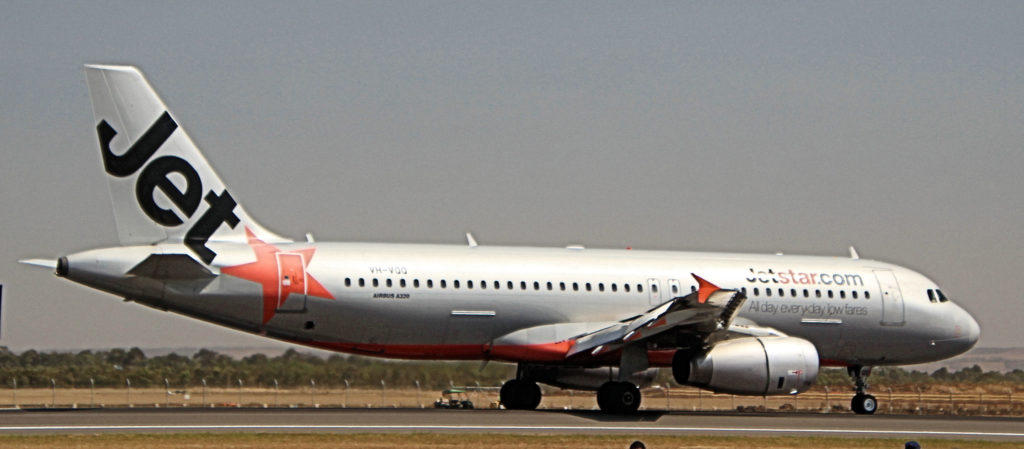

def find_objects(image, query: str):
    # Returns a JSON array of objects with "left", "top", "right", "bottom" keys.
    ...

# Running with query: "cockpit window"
[{"left": 928, "top": 288, "right": 950, "bottom": 303}]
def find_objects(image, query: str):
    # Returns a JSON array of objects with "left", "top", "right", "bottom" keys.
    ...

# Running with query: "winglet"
[{"left": 692, "top": 273, "right": 720, "bottom": 304}]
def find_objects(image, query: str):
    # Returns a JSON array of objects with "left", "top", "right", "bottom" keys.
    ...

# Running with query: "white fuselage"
[{"left": 63, "top": 241, "right": 980, "bottom": 368}]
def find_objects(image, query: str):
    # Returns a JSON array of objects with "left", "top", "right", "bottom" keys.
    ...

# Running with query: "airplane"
[{"left": 21, "top": 65, "right": 980, "bottom": 414}]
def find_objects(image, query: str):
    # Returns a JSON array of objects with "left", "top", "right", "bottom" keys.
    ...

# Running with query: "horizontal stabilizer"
[{"left": 128, "top": 254, "right": 215, "bottom": 280}]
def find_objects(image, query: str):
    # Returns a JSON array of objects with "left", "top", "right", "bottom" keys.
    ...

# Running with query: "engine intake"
[{"left": 673, "top": 336, "right": 819, "bottom": 395}]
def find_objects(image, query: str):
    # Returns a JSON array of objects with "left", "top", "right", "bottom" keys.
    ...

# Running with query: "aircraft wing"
[{"left": 565, "top": 274, "right": 746, "bottom": 359}]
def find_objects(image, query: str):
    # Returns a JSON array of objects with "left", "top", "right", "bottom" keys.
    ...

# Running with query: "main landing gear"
[
  {"left": 499, "top": 378, "right": 542, "bottom": 410},
  {"left": 848, "top": 365, "right": 878, "bottom": 414},
  {"left": 499, "top": 377, "right": 643, "bottom": 413},
  {"left": 596, "top": 381, "right": 642, "bottom": 414}
]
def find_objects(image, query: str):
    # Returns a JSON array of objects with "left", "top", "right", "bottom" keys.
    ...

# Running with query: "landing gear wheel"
[
  {"left": 500, "top": 379, "right": 541, "bottom": 410},
  {"left": 597, "top": 381, "right": 642, "bottom": 414},
  {"left": 847, "top": 365, "right": 877, "bottom": 414},
  {"left": 851, "top": 394, "right": 877, "bottom": 415}
]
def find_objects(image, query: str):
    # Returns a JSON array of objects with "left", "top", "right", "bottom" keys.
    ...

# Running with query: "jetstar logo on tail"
[
  {"left": 222, "top": 228, "right": 334, "bottom": 324},
  {"left": 97, "top": 112, "right": 239, "bottom": 264}
]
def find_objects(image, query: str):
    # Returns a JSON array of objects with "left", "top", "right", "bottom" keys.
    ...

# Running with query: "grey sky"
[{"left": 1, "top": 1, "right": 1021, "bottom": 352}]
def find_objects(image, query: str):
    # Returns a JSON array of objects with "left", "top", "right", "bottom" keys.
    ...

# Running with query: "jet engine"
[
  {"left": 521, "top": 365, "right": 658, "bottom": 391},
  {"left": 673, "top": 336, "right": 819, "bottom": 395}
]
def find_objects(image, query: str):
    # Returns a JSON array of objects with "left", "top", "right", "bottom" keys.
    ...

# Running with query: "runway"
[{"left": 0, "top": 408, "right": 1021, "bottom": 441}]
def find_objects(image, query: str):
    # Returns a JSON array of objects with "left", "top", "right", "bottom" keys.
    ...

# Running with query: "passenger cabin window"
[
  {"left": 427, "top": 279, "right": 434, "bottom": 288},
  {"left": 413, "top": 279, "right": 420, "bottom": 288},
  {"left": 345, "top": 278, "right": 352, "bottom": 287}
]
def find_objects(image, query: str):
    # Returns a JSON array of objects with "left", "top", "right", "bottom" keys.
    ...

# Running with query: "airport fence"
[{"left": 3, "top": 379, "right": 1022, "bottom": 416}]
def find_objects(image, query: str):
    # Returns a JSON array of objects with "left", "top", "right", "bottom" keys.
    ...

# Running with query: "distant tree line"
[
  {"left": 0, "top": 346, "right": 514, "bottom": 389},
  {"left": 1, "top": 346, "right": 1021, "bottom": 390}
]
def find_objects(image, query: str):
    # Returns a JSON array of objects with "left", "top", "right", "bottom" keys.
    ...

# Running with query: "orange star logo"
[{"left": 221, "top": 228, "right": 334, "bottom": 324}]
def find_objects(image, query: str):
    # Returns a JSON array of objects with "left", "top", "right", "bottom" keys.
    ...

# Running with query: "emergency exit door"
[{"left": 277, "top": 253, "right": 307, "bottom": 312}]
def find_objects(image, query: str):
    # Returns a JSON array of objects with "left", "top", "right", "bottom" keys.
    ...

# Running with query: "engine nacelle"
[
  {"left": 673, "top": 336, "right": 819, "bottom": 395},
  {"left": 521, "top": 365, "right": 658, "bottom": 391}
]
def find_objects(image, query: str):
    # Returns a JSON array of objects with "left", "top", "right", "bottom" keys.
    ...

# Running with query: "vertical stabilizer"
[{"left": 84, "top": 65, "right": 288, "bottom": 263}]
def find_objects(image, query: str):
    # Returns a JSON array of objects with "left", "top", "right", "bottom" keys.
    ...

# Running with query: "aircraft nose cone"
[
  {"left": 962, "top": 310, "right": 981, "bottom": 348},
  {"left": 941, "top": 307, "right": 980, "bottom": 357}
]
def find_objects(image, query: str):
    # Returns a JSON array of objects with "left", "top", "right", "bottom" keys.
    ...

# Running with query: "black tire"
[
  {"left": 524, "top": 381, "right": 542, "bottom": 409},
  {"left": 500, "top": 380, "right": 523, "bottom": 409},
  {"left": 597, "top": 382, "right": 642, "bottom": 414},
  {"left": 500, "top": 379, "right": 541, "bottom": 410},
  {"left": 851, "top": 394, "right": 877, "bottom": 415},
  {"left": 596, "top": 383, "right": 610, "bottom": 412}
]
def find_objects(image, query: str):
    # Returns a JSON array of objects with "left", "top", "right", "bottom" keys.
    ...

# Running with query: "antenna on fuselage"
[
  {"left": 466, "top": 233, "right": 479, "bottom": 248},
  {"left": 849, "top": 246, "right": 860, "bottom": 260}
]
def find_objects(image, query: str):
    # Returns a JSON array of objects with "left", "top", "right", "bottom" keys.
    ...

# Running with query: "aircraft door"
[
  {"left": 874, "top": 270, "right": 904, "bottom": 326},
  {"left": 647, "top": 278, "right": 662, "bottom": 305},
  {"left": 276, "top": 253, "right": 307, "bottom": 312}
]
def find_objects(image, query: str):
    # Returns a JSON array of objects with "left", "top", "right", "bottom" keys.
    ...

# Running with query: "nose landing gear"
[{"left": 848, "top": 365, "right": 877, "bottom": 414}]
